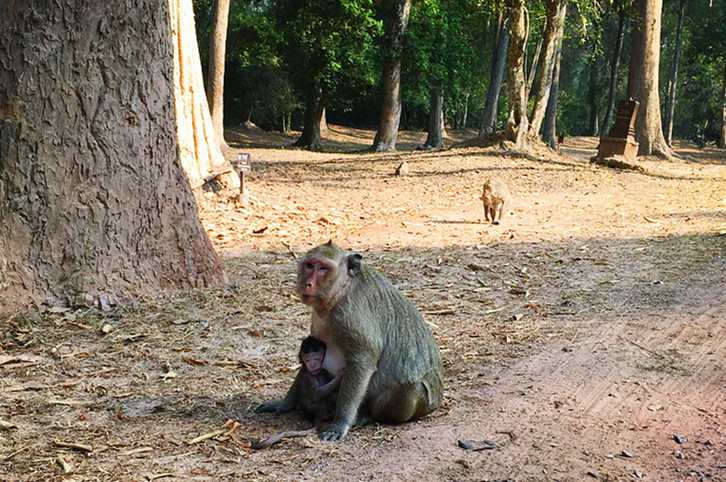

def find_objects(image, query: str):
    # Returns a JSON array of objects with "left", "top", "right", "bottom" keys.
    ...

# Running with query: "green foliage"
[
  {"left": 403, "top": 0, "right": 493, "bottom": 127},
  {"left": 191, "top": 0, "right": 726, "bottom": 145}
]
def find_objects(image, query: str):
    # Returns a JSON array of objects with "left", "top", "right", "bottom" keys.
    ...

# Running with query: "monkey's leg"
[
  {"left": 484, "top": 206, "right": 492, "bottom": 222},
  {"left": 319, "top": 362, "right": 375, "bottom": 441},
  {"left": 367, "top": 380, "right": 438, "bottom": 424},
  {"left": 254, "top": 370, "right": 301, "bottom": 415}
]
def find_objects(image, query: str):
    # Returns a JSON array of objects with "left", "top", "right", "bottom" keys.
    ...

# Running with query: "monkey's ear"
[{"left": 346, "top": 253, "right": 362, "bottom": 277}]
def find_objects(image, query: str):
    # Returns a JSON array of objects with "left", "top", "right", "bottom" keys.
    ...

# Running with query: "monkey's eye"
[
  {"left": 306, "top": 262, "right": 314, "bottom": 270},
  {"left": 317, "top": 265, "right": 329, "bottom": 273}
]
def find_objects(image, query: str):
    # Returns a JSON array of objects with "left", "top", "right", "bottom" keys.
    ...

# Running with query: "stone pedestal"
[
  {"left": 593, "top": 98, "right": 640, "bottom": 164},
  {"left": 597, "top": 136, "right": 639, "bottom": 161}
]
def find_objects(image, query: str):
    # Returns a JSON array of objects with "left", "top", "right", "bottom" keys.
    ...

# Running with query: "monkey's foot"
[{"left": 319, "top": 422, "right": 349, "bottom": 441}]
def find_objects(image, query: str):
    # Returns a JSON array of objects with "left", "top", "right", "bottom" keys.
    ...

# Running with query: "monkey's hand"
[
  {"left": 253, "top": 399, "right": 294, "bottom": 416},
  {"left": 318, "top": 422, "right": 349, "bottom": 441}
]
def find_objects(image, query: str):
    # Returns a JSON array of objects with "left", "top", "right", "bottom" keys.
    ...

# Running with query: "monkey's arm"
[
  {"left": 319, "top": 354, "right": 375, "bottom": 441},
  {"left": 313, "top": 372, "right": 341, "bottom": 401},
  {"left": 254, "top": 369, "right": 301, "bottom": 415}
]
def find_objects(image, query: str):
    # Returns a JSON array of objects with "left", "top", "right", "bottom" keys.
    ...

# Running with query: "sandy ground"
[{"left": 2, "top": 125, "right": 726, "bottom": 481}]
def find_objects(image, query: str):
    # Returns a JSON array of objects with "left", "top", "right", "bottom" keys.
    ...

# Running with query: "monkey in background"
[
  {"left": 480, "top": 178, "right": 510, "bottom": 225},
  {"left": 256, "top": 241, "right": 443, "bottom": 441}
]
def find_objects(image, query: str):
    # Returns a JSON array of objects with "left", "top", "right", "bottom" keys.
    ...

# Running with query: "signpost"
[{"left": 232, "top": 152, "right": 251, "bottom": 207}]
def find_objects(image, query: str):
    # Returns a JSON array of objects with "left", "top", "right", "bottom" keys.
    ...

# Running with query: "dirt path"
[{"left": 2, "top": 127, "right": 725, "bottom": 481}]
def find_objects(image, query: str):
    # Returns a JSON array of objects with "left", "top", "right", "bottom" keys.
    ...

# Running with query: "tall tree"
[
  {"left": 422, "top": 89, "right": 445, "bottom": 149},
  {"left": 542, "top": 41, "right": 563, "bottom": 148},
  {"left": 372, "top": 0, "right": 412, "bottom": 152},
  {"left": 626, "top": 0, "right": 673, "bottom": 157},
  {"left": 170, "top": 0, "right": 237, "bottom": 189},
  {"left": 600, "top": 5, "right": 628, "bottom": 136},
  {"left": 504, "top": 0, "right": 530, "bottom": 146},
  {"left": 206, "top": 0, "right": 231, "bottom": 150},
  {"left": 663, "top": 0, "right": 687, "bottom": 146},
  {"left": 0, "top": 0, "right": 226, "bottom": 316},
  {"left": 275, "top": 0, "right": 380, "bottom": 151},
  {"left": 529, "top": 0, "right": 567, "bottom": 136},
  {"left": 480, "top": 12, "right": 509, "bottom": 135}
]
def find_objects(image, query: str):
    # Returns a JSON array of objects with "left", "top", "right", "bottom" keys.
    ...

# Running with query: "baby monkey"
[
  {"left": 297, "top": 335, "right": 341, "bottom": 423},
  {"left": 480, "top": 178, "right": 510, "bottom": 225}
]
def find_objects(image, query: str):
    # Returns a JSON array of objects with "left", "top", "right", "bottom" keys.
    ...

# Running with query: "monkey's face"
[
  {"left": 297, "top": 258, "right": 336, "bottom": 307},
  {"left": 297, "top": 242, "right": 363, "bottom": 312},
  {"left": 302, "top": 349, "right": 325, "bottom": 376}
]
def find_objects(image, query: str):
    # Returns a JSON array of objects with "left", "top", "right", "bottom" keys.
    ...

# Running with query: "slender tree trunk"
[
  {"left": 529, "top": 0, "right": 567, "bottom": 136},
  {"left": 320, "top": 106, "right": 328, "bottom": 132},
  {"left": 526, "top": 32, "right": 544, "bottom": 97},
  {"left": 372, "top": 0, "right": 412, "bottom": 152},
  {"left": 587, "top": 61, "right": 600, "bottom": 135},
  {"left": 206, "top": 0, "right": 230, "bottom": 150},
  {"left": 0, "top": 0, "right": 226, "bottom": 316},
  {"left": 293, "top": 80, "right": 326, "bottom": 151},
  {"left": 719, "top": 57, "right": 726, "bottom": 149},
  {"left": 170, "top": 0, "right": 237, "bottom": 190},
  {"left": 422, "top": 90, "right": 444, "bottom": 149},
  {"left": 505, "top": 0, "right": 529, "bottom": 146},
  {"left": 600, "top": 9, "right": 627, "bottom": 136},
  {"left": 480, "top": 14, "right": 510, "bottom": 135},
  {"left": 663, "top": 0, "right": 686, "bottom": 146},
  {"left": 461, "top": 92, "right": 469, "bottom": 128},
  {"left": 627, "top": 0, "right": 673, "bottom": 157},
  {"left": 542, "top": 41, "right": 563, "bottom": 148}
]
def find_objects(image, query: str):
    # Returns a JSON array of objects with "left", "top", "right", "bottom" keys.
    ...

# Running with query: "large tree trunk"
[
  {"left": 421, "top": 90, "right": 444, "bottom": 149},
  {"left": 626, "top": 0, "right": 673, "bottom": 157},
  {"left": 206, "top": 0, "right": 230, "bottom": 150},
  {"left": 542, "top": 41, "right": 563, "bottom": 149},
  {"left": 504, "top": 0, "right": 530, "bottom": 146},
  {"left": 0, "top": 0, "right": 227, "bottom": 316},
  {"left": 529, "top": 0, "right": 567, "bottom": 136},
  {"left": 663, "top": 0, "right": 686, "bottom": 147},
  {"left": 600, "top": 8, "right": 627, "bottom": 137},
  {"left": 480, "top": 13, "right": 509, "bottom": 135},
  {"left": 372, "top": 0, "right": 412, "bottom": 152},
  {"left": 170, "top": 0, "right": 238, "bottom": 189},
  {"left": 720, "top": 58, "right": 726, "bottom": 149},
  {"left": 293, "top": 80, "right": 326, "bottom": 151}
]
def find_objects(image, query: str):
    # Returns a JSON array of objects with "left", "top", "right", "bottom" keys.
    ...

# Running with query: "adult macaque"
[
  {"left": 480, "top": 178, "right": 510, "bottom": 225},
  {"left": 256, "top": 241, "right": 444, "bottom": 441}
]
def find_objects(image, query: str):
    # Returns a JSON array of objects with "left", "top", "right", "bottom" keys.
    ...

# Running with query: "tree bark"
[
  {"left": 663, "top": 0, "right": 686, "bottom": 146},
  {"left": 206, "top": 0, "right": 231, "bottom": 150},
  {"left": 526, "top": 32, "right": 544, "bottom": 98},
  {"left": 542, "top": 41, "right": 563, "bottom": 149},
  {"left": 293, "top": 80, "right": 326, "bottom": 151},
  {"left": 600, "top": 8, "right": 627, "bottom": 137},
  {"left": 626, "top": 0, "right": 673, "bottom": 157},
  {"left": 480, "top": 14, "right": 509, "bottom": 135},
  {"left": 720, "top": 57, "right": 726, "bottom": 149},
  {"left": 422, "top": 89, "right": 444, "bottom": 149},
  {"left": 0, "top": 0, "right": 227, "bottom": 316},
  {"left": 504, "top": 0, "right": 530, "bottom": 146},
  {"left": 170, "top": 0, "right": 238, "bottom": 189},
  {"left": 372, "top": 0, "right": 412, "bottom": 152},
  {"left": 529, "top": 0, "right": 567, "bottom": 136}
]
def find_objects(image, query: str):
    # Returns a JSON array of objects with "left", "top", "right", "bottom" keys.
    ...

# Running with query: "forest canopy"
[{"left": 193, "top": 0, "right": 726, "bottom": 147}]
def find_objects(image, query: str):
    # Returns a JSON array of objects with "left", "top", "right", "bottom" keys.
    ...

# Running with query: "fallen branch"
[{"left": 54, "top": 440, "right": 93, "bottom": 452}]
